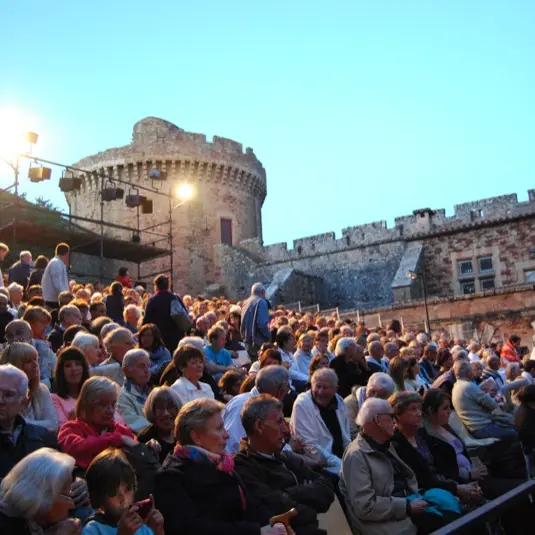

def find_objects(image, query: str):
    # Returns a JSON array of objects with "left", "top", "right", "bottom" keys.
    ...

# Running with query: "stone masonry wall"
[
  {"left": 355, "top": 285, "right": 535, "bottom": 348},
  {"left": 66, "top": 117, "right": 266, "bottom": 295}
]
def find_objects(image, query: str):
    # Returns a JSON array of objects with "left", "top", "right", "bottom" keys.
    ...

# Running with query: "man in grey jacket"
[
  {"left": 41, "top": 243, "right": 70, "bottom": 309},
  {"left": 451, "top": 360, "right": 517, "bottom": 441},
  {"left": 240, "top": 282, "right": 271, "bottom": 360}
]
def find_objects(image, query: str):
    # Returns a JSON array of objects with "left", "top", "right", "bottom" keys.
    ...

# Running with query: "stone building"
[
  {"left": 65, "top": 117, "right": 266, "bottom": 293},
  {"left": 67, "top": 117, "right": 535, "bottom": 345}
]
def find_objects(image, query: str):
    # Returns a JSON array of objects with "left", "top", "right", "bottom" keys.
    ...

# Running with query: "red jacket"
[
  {"left": 501, "top": 341, "right": 521, "bottom": 365},
  {"left": 116, "top": 275, "right": 133, "bottom": 288},
  {"left": 58, "top": 418, "right": 134, "bottom": 469}
]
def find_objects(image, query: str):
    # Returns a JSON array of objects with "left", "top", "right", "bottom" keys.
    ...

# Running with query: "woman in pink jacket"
[{"left": 58, "top": 376, "right": 136, "bottom": 470}]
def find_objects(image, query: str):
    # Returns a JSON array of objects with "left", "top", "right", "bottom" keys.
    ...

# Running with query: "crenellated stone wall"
[{"left": 66, "top": 117, "right": 266, "bottom": 294}]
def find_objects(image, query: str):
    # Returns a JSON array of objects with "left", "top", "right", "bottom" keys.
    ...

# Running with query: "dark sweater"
[{"left": 515, "top": 404, "right": 535, "bottom": 452}]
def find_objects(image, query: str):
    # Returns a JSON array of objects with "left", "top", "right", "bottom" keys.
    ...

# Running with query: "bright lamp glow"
[
  {"left": 176, "top": 183, "right": 195, "bottom": 201},
  {"left": 0, "top": 106, "right": 38, "bottom": 158}
]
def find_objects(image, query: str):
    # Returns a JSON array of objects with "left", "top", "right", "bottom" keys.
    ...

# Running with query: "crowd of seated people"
[{"left": 0, "top": 240, "right": 535, "bottom": 534}]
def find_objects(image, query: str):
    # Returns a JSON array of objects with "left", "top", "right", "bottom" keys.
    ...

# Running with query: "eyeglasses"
[
  {"left": 376, "top": 412, "right": 396, "bottom": 421},
  {"left": 0, "top": 389, "right": 21, "bottom": 403}
]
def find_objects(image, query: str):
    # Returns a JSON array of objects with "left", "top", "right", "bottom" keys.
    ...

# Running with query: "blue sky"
[{"left": 1, "top": 0, "right": 534, "bottom": 246}]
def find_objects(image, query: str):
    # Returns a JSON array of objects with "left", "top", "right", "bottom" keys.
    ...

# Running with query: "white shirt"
[
  {"left": 41, "top": 256, "right": 69, "bottom": 303},
  {"left": 468, "top": 352, "right": 480, "bottom": 363},
  {"left": 290, "top": 390, "right": 351, "bottom": 474},
  {"left": 279, "top": 349, "right": 308, "bottom": 383},
  {"left": 223, "top": 388, "right": 258, "bottom": 454},
  {"left": 171, "top": 376, "right": 214, "bottom": 405}
]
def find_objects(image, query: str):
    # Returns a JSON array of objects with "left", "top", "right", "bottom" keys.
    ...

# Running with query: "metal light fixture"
[
  {"left": 59, "top": 170, "right": 81, "bottom": 192},
  {"left": 125, "top": 188, "right": 142, "bottom": 208},
  {"left": 148, "top": 169, "right": 167, "bottom": 181},
  {"left": 102, "top": 181, "right": 125, "bottom": 202},
  {"left": 28, "top": 165, "right": 52, "bottom": 183}
]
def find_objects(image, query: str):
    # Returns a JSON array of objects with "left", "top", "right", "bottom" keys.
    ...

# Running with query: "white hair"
[
  {"left": 311, "top": 367, "right": 338, "bottom": 386},
  {"left": 366, "top": 372, "right": 395, "bottom": 399},
  {"left": 123, "top": 348, "right": 149, "bottom": 368},
  {"left": 416, "top": 333, "right": 428, "bottom": 345},
  {"left": 71, "top": 332, "right": 99, "bottom": 352},
  {"left": 59, "top": 304, "right": 80, "bottom": 323},
  {"left": 104, "top": 327, "right": 133, "bottom": 351},
  {"left": 177, "top": 336, "right": 204, "bottom": 352},
  {"left": 144, "top": 386, "right": 182, "bottom": 423},
  {"left": 356, "top": 397, "right": 392, "bottom": 427},
  {"left": 90, "top": 292, "right": 103, "bottom": 304},
  {"left": 100, "top": 322, "right": 120, "bottom": 341},
  {"left": 75, "top": 376, "right": 118, "bottom": 420},
  {"left": 123, "top": 304, "right": 142, "bottom": 320},
  {"left": 19, "top": 250, "right": 32, "bottom": 260},
  {"left": 251, "top": 282, "right": 265, "bottom": 296},
  {"left": 7, "top": 282, "right": 23, "bottom": 294},
  {"left": 335, "top": 337, "right": 357, "bottom": 357},
  {"left": 0, "top": 448, "right": 74, "bottom": 519},
  {"left": 0, "top": 363, "right": 28, "bottom": 398}
]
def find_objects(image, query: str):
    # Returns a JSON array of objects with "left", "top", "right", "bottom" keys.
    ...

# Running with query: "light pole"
[{"left": 406, "top": 269, "right": 431, "bottom": 333}]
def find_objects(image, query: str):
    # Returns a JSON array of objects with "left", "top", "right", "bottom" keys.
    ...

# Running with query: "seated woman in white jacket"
[
  {"left": 290, "top": 368, "right": 351, "bottom": 474},
  {"left": 116, "top": 349, "right": 152, "bottom": 433},
  {"left": 171, "top": 345, "right": 215, "bottom": 405}
]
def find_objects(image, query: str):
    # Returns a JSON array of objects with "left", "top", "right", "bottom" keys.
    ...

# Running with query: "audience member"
[
  {"left": 171, "top": 345, "right": 215, "bottom": 404},
  {"left": 117, "top": 349, "right": 152, "bottom": 433},
  {"left": 156, "top": 397, "right": 289, "bottom": 535},
  {"left": 0, "top": 342, "right": 58, "bottom": 432},
  {"left": 276, "top": 326, "right": 308, "bottom": 391},
  {"left": 291, "top": 368, "right": 350, "bottom": 474},
  {"left": 0, "top": 448, "right": 79, "bottom": 535},
  {"left": 366, "top": 341, "right": 388, "bottom": 374},
  {"left": 138, "top": 386, "right": 182, "bottom": 463},
  {"left": 235, "top": 394, "right": 334, "bottom": 535},
  {"left": 224, "top": 366, "right": 290, "bottom": 454},
  {"left": 51, "top": 347, "right": 91, "bottom": 427},
  {"left": 48, "top": 304, "right": 83, "bottom": 352},
  {"left": 84, "top": 448, "right": 164, "bottom": 535},
  {"left": 204, "top": 326, "right": 234, "bottom": 381},
  {"left": 42, "top": 243, "right": 70, "bottom": 310},
  {"left": 330, "top": 337, "right": 369, "bottom": 398},
  {"left": 240, "top": 283, "right": 271, "bottom": 361},
  {"left": 452, "top": 360, "right": 516, "bottom": 440},
  {"left": 0, "top": 294, "right": 13, "bottom": 344},
  {"left": 137, "top": 323, "right": 171, "bottom": 375},
  {"left": 143, "top": 274, "right": 188, "bottom": 353},
  {"left": 345, "top": 372, "right": 396, "bottom": 440},
  {"left": 58, "top": 376, "right": 136, "bottom": 470},
  {"left": 295, "top": 333, "right": 314, "bottom": 376},
  {"left": 105, "top": 282, "right": 125, "bottom": 325},
  {"left": 72, "top": 332, "right": 102, "bottom": 367}
]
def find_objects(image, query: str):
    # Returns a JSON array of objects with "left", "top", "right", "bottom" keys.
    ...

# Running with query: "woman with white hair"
[
  {"left": 0, "top": 342, "right": 58, "bottom": 432},
  {"left": 0, "top": 448, "right": 79, "bottom": 535},
  {"left": 137, "top": 386, "right": 182, "bottom": 463},
  {"left": 123, "top": 304, "right": 143, "bottom": 334},
  {"left": 71, "top": 332, "right": 101, "bottom": 367},
  {"left": 7, "top": 282, "right": 24, "bottom": 312},
  {"left": 58, "top": 376, "right": 136, "bottom": 470},
  {"left": 153, "top": 398, "right": 285, "bottom": 535},
  {"left": 290, "top": 368, "right": 351, "bottom": 474}
]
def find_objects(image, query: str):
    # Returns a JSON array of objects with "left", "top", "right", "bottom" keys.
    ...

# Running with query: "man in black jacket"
[
  {"left": 143, "top": 274, "right": 188, "bottom": 353},
  {"left": 235, "top": 395, "right": 334, "bottom": 535},
  {"left": 8, "top": 250, "right": 32, "bottom": 289}
]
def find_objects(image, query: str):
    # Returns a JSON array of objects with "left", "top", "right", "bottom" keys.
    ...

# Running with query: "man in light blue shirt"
[{"left": 204, "top": 325, "right": 233, "bottom": 380}]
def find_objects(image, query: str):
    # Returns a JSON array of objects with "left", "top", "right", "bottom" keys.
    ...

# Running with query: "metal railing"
[{"left": 430, "top": 479, "right": 535, "bottom": 534}]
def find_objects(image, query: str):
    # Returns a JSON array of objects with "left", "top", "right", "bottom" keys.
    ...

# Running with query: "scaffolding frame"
[{"left": 1, "top": 153, "right": 178, "bottom": 285}]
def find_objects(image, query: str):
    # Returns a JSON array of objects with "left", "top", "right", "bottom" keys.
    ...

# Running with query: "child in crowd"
[
  {"left": 84, "top": 448, "right": 164, "bottom": 535},
  {"left": 22, "top": 305, "right": 57, "bottom": 388}
]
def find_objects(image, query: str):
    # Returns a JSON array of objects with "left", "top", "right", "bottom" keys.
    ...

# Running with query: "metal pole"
[
  {"left": 421, "top": 270, "right": 431, "bottom": 333},
  {"left": 99, "top": 175, "right": 104, "bottom": 282},
  {"left": 168, "top": 195, "right": 174, "bottom": 291}
]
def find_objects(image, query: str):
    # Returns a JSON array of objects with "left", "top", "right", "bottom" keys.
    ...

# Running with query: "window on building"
[
  {"left": 480, "top": 277, "right": 495, "bottom": 291},
  {"left": 478, "top": 256, "right": 493, "bottom": 273},
  {"left": 220, "top": 218, "right": 233, "bottom": 246},
  {"left": 458, "top": 260, "right": 474, "bottom": 277},
  {"left": 460, "top": 280, "right": 476, "bottom": 295},
  {"left": 525, "top": 270, "right": 535, "bottom": 283}
]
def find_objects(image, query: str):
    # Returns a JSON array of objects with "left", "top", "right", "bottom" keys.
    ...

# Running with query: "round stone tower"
[{"left": 66, "top": 117, "right": 266, "bottom": 294}]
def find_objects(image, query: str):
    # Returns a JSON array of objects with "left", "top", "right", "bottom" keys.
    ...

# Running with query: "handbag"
[
  {"left": 170, "top": 297, "right": 192, "bottom": 332},
  {"left": 123, "top": 442, "right": 161, "bottom": 500}
]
